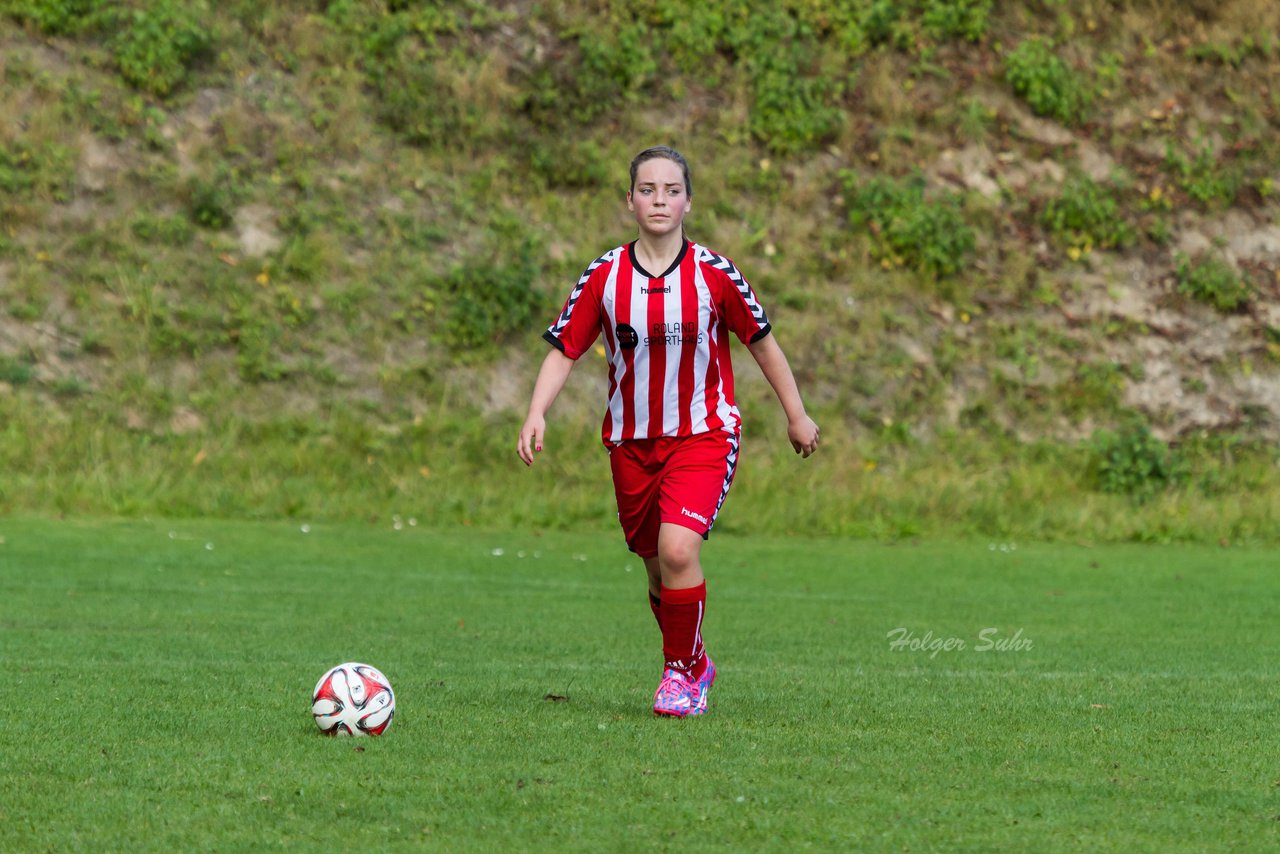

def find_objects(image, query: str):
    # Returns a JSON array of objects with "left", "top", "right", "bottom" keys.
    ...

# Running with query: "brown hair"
[{"left": 629, "top": 146, "right": 692, "bottom": 198}]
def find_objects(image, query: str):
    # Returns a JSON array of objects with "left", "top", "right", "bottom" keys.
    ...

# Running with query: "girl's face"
[{"left": 627, "top": 158, "right": 691, "bottom": 238}]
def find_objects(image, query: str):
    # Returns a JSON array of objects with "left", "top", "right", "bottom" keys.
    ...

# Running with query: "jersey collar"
[{"left": 628, "top": 239, "right": 690, "bottom": 280}]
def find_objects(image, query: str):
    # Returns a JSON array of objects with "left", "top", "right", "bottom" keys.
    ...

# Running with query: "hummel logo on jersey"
[
  {"left": 680, "top": 507, "right": 709, "bottom": 525},
  {"left": 547, "top": 241, "right": 768, "bottom": 443}
]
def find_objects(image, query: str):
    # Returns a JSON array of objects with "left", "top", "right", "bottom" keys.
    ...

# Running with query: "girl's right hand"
[{"left": 517, "top": 415, "right": 545, "bottom": 466}]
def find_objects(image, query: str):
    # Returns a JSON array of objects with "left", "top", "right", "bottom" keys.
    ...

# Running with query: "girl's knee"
[{"left": 658, "top": 536, "right": 700, "bottom": 575}]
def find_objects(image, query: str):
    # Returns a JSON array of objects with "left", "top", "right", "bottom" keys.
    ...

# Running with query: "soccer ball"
[{"left": 311, "top": 662, "right": 395, "bottom": 736}]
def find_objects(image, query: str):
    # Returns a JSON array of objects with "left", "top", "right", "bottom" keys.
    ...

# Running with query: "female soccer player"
[{"left": 517, "top": 145, "right": 820, "bottom": 717}]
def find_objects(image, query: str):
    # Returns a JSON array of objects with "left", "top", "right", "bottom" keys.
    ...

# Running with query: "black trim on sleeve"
[
  {"left": 543, "top": 330, "right": 566, "bottom": 352},
  {"left": 749, "top": 323, "right": 772, "bottom": 343}
]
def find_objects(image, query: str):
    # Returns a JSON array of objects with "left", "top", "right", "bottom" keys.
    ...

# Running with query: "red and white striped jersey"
[{"left": 544, "top": 240, "right": 771, "bottom": 444}]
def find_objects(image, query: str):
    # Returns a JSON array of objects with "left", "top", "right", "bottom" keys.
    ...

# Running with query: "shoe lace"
[{"left": 656, "top": 669, "right": 691, "bottom": 701}]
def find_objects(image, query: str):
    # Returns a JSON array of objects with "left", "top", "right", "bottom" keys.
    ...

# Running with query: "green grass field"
[{"left": 2, "top": 517, "right": 1276, "bottom": 851}]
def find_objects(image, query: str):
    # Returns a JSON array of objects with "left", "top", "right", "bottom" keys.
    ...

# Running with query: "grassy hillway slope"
[{"left": 1, "top": 0, "right": 1279, "bottom": 537}]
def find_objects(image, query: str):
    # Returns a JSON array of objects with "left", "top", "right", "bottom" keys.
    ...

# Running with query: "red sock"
[
  {"left": 648, "top": 592, "right": 662, "bottom": 630},
  {"left": 659, "top": 582, "right": 706, "bottom": 680}
]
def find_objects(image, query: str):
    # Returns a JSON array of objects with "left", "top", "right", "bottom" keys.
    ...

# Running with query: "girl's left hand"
[
  {"left": 789, "top": 416, "right": 820, "bottom": 458},
  {"left": 517, "top": 415, "right": 546, "bottom": 466}
]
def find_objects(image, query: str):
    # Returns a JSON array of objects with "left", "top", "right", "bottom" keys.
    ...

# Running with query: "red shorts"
[{"left": 608, "top": 430, "right": 740, "bottom": 559}]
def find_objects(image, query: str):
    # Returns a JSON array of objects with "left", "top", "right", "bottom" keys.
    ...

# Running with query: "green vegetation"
[
  {"left": 841, "top": 172, "right": 976, "bottom": 278},
  {"left": 0, "top": 138, "right": 75, "bottom": 202},
  {"left": 110, "top": 3, "right": 213, "bottom": 97},
  {"left": 1175, "top": 253, "right": 1252, "bottom": 313},
  {"left": 3, "top": 519, "right": 1278, "bottom": 850},
  {"left": 2, "top": 0, "right": 212, "bottom": 94},
  {"left": 1089, "top": 424, "right": 1186, "bottom": 502},
  {"left": 1187, "top": 31, "right": 1278, "bottom": 68},
  {"left": 1163, "top": 137, "right": 1244, "bottom": 210},
  {"left": 861, "top": 0, "right": 993, "bottom": 49},
  {"left": 441, "top": 226, "right": 548, "bottom": 355},
  {"left": 2, "top": 1, "right": 1280, "bottom": 541},
  {"left": 0, "top": 354, "right": 35, "bottom": 385},
  {"left": 0, "top": 0, "right": 96, "bottom": 35},
  {"left": 1040, "top": 174, "right": 1136, "bottom": 256},
  {"left": 1003, "top": 36, "right": 1093, "bottom": 125},
  {"left": 4, "top": 398, "right": 1278, "bottom": 543}
]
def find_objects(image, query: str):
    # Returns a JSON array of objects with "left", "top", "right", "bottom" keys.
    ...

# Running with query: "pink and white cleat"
[
  {"left": 687, "top": 655, "right": 716, "bottom": 716},
  {"left": 653, "top": 668, "right": 695, "bottom": 717}
]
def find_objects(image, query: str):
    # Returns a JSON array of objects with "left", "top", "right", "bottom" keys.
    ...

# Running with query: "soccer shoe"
[
  {"left": 687, "top": 654, "right": 716, "bottom": 716},
  {"left": 653, "top": 668, "right": 695, "bottom": 717}
]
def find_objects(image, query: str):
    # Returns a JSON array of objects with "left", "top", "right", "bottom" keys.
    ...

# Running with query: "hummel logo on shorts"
[{"left": 680, "top": 507, "right": 708, "bottom": 525}]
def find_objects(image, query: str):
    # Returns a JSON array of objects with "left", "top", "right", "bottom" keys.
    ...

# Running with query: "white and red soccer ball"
[{"left": 311, "top": 662, "right": 395, "bottom": 736}]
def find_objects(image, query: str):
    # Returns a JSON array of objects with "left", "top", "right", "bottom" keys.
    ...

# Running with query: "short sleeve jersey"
[{"left": 544, "top": 239, "right": 771, "bottom": 445}]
